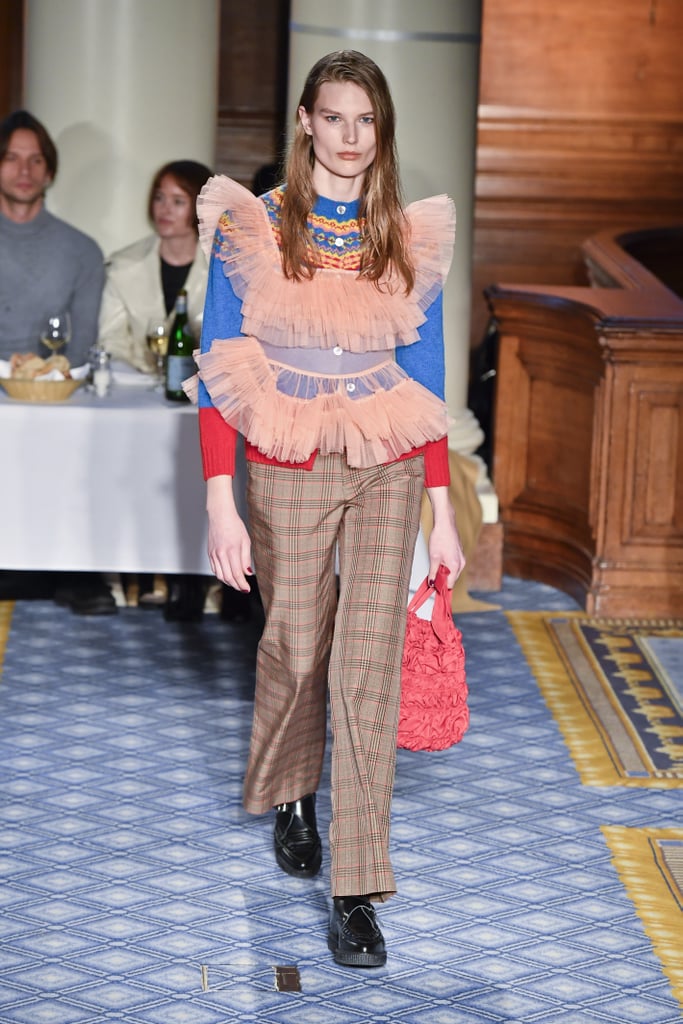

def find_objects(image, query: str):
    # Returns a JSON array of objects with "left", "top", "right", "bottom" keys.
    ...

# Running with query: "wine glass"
[
  {"left": 41, "top": 312, "right": 72, "bottom": 356},
  {"left": 146, "top": 318, "right": 169, "bottom": 390}
]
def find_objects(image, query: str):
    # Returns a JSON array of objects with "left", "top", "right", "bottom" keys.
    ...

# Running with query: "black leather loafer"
[
  {"left": 273, "top": 794, "right": 322, "bottom": 878},
  {"left": 328, "top": 896, "right": 387, "bottom": 967},
  {"left": 55, "top": 584, "right": 117, "bottom": 616},
  {"left": 68, "top": 590, "right": 118, "bottom": 616}
]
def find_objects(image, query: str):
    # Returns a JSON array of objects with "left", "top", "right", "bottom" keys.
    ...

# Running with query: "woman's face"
[
  {"left": 151, "top": 175, "right": 195, "bottom": 241},
  {"left": 299, "top": 80, "right": 377, "bottom": 198}
]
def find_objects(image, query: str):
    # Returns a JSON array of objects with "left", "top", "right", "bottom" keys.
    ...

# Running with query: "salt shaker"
[
  {"left": 92, "top": 349, "right": 112, "bottom": 398},
  {"left": 85, "top": 344, "right": 99, "bottom": 392}
]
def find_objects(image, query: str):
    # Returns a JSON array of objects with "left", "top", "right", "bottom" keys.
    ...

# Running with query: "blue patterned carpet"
[{"left": 1, "top": 578, "right": 681, "bottom": 1023}]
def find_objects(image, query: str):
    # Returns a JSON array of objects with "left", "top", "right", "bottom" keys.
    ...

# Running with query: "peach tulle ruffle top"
[{"left": 189, "top": 176, "right": 456, "bottom": 471}]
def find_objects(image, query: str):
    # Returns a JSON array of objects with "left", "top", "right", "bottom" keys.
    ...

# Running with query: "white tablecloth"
[{"left": 0, "top": 380, "right": 246, "bottom": 574}]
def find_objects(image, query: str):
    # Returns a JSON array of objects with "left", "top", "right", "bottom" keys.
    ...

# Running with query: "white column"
[
  {"left": 288, "top": 0, "right": 485, "bottom": 457},
  {"left": 24, "top": 0, "right": 219, "bottom": 258}
]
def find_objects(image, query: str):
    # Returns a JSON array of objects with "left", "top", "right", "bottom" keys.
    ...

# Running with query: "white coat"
[{"left": 98, "top": 234, "right": 207, "bottom": 372}]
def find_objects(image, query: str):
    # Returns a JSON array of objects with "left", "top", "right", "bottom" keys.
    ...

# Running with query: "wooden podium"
[{"left": 487, "top": 226, "right": 683, "bottom": 618}]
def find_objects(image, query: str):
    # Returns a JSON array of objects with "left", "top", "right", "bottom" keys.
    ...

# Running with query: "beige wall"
[{"left": 23, "top": 0, "right": 219, "bottom": 257}]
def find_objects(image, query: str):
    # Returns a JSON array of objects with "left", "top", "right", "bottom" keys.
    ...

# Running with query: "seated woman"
[
  {"left": 99, "top": 159, "right": 211, "bottom": 373},
  {"left": 98, "top": 159, "right": 220, "bottom": 622},
  {"left": 99, "top": 159, "right": 254, "bottom": 623}
]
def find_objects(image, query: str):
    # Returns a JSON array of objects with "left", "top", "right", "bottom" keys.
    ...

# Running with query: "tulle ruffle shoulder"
[
  {"left": 196, "top": 175, "right": 455, "bottom": 353},
  {"left": 189, "top": 337, "right": 451, "bottom": 469}
]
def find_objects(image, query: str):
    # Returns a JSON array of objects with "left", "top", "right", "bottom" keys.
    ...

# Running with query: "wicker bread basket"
[{"left": 0, "top": 378, "right": 82, "bottom": 403}]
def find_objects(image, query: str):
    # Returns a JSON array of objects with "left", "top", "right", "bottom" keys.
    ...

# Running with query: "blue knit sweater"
[{"left": 198, "top": 190, "right": 446, "bottom": 409}]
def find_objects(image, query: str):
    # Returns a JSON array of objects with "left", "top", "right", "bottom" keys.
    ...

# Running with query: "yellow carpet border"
[
  {"left": 602, "top": 826, "right": 683, "bottom": 1009},
  {"left": 506, "top": 611, "right": 683, "bottom": 789},
  {"left": 0, "top": 601, "right": 13, "bottom": 678}
]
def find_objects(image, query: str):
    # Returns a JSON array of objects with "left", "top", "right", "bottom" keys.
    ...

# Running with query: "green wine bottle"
[{"left": 165, "top": 289, "right": 194, "bottom": 402}]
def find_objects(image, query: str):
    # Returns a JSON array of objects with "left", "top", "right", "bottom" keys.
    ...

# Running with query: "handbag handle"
[{"left": 406, "top": 565, "right": 454, "bottom": 644}]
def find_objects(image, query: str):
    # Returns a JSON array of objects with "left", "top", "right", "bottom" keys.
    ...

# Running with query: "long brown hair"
[{"left": 280, "top": 50, "right": 414, "bottom": 293}]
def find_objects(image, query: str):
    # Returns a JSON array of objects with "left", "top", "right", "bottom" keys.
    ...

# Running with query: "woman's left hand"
[{"left": 425, "top": 485, "right": 466, "bottom": 589}]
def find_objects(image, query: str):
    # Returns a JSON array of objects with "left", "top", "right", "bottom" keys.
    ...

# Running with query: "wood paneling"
[
  {"left": 583, "top": 225, "right": 683, "bottom": 296},
  {"left": 215, "top": 0, "right": 290, "bottom": 188},
  {"left": 0, "top": 0, "right": 23, "bottom": 118},
  {"left": 471, "top": 0, "right": 683, "bottom": 350},
  {"left": 478, "top": 0, "right": 682, "bottom": 116},
  {"left": 215, "top": 113, "right": 283, "bottom": 191},
  {"left": 489, "top": 227, "right": 683, "bottom": 617}
]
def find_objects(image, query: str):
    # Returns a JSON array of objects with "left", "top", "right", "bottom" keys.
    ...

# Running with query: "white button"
[
  {"left": 333, "top": 346, "right": 343, "bottom": 356},
  {"left": 334, "top": 237, "right": 344, "bottom": 248},
  {"left": 336, "top": 204, "right": 346, "bottom": 215},
  {"left": 346, "top": 382, "right": 356, "bottom": 393}
]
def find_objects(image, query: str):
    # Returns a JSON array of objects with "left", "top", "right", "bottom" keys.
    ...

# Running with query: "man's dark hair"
[{"left": 0, "top": 110, "right": 58, "bottom": 178}]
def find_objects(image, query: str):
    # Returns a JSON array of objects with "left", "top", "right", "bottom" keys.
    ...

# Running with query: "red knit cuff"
[
  {"left": 423, "top": 437, "right": 450, "bottom": 488},
  {"left": 199, "top": 407, "right": 237, "bottom": 479}
]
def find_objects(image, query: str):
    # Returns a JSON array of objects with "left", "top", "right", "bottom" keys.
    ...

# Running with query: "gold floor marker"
[
  {"left": 199, "top": 964, "right": 302, "bottom": 993},
  {"left": 0, "top": 601, "right": 14, "bottom": 680}
]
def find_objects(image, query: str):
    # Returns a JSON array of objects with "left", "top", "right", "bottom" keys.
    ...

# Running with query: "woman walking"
[{"left": 193, "top": 50, "right": 465, "bottom": 967}]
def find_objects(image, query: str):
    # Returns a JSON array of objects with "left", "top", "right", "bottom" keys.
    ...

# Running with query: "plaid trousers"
[{"left": 243, "top": 453, "right": 424, "bottom": 900}]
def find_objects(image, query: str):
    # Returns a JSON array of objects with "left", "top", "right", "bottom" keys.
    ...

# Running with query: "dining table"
[{"left": 0, "top": 365, "right": 247, "bottom": 575}]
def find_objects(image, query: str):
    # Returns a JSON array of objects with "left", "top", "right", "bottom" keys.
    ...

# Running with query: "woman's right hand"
[{"left": 206, "top": 475, "right": 253, "bottom": 592}]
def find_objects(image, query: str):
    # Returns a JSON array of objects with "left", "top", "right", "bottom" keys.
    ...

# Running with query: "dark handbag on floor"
[{"left": 398, "top": 565, "right": 469, "bottom": 752}]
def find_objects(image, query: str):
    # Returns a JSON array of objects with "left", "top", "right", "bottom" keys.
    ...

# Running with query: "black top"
[{"left": 160, "top": 258, "right": 192, "bottom": 315}]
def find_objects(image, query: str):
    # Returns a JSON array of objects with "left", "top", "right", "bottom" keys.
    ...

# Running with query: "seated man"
[
  {"left": 0, "top": 110, "right": 104, "bottom": 365},
  {"left": 0, "top": 110, "right": 114, "bottom": 615}
]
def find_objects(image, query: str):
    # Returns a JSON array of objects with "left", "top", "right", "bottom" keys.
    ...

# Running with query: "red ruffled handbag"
[{"left": 398, "top": 565, "right": 469, "bottom": 752}]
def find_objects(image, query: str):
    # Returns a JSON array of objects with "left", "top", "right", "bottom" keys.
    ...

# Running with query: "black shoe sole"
[
  {"left": 327, "top": 932, "right": 387, "bottom": 967},
  {"left": 68, "top": 600, "right": 118, "bottom": 615},
  {"left": 54, "top": 589, "right": 117, "bottom": 615},
  {"left": 70, "top": 607, "right": 118, "bottom": 616}
]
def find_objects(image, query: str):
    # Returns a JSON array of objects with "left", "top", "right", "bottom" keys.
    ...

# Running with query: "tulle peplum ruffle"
[
  {"left": 196, "top": 176, "right": 456, "bottom": 354},
  {"left": 191, "top": 337, "right": 451, "bottom": 469}
]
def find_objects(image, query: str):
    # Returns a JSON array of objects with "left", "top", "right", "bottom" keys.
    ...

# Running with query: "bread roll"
[{"left": 10, "top": 352, "right": 72, "bottom": 380}]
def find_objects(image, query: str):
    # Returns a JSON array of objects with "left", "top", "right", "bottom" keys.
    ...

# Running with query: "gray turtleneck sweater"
[{"left": 0, "top": 206, "right": 104, "bottom": 366}]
